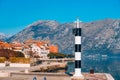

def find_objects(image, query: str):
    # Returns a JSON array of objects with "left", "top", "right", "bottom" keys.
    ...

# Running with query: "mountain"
[
  {"left": 7, "top": 20, "right": 74, "bottom": 54},
  {"left": 0, "top": 33, "right": 11, "bottom": 41},
  {"left": 7, "top": 19, "right": 120, "bottom": 55}
]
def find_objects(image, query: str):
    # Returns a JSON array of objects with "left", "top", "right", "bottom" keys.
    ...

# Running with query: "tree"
[{"left": 47, "top": 53, "right": 66, "bottom": 58}]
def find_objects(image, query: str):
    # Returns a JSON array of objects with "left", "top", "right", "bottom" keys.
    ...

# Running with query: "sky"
[{"left": 0, "top": 0, "right": 120, "bottom": 35}]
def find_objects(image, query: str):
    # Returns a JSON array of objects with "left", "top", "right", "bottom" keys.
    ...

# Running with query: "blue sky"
[{"left": 0, "top": 0, "right": 120, "bottom": 35}]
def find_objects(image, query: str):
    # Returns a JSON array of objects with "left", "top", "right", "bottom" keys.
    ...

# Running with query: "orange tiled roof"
[
  {"left": 11, "top": 44, "right": 23, "bottom": 47},
  {"left": 12, "top": 47, "right": 23, "bottom": 50},
  {"left": 11, "top": 41, "right": 23, "bottom": 48},
  {"left": 0, "top": 41, "right": 12, "bottom": 48},
  {"left": 23, "top": 44, "right": 29, "bottom": 49}
]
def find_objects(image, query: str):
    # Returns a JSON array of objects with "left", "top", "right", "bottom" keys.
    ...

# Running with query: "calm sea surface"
[{"left": 67, "top": 57, "right": 120, "bottom": 80}]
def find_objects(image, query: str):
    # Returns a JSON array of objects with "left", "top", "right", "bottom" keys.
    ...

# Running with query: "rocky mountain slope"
[{"left": 7, "top": 19, "right": 120, "bottom": 55}]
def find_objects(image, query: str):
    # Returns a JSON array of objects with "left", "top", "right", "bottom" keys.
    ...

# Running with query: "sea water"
[{"left": 67, "top": 57, "right": 120, "bottom": 80}]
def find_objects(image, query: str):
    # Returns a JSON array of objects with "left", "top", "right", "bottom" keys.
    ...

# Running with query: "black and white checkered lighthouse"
[{"left": 73, "top": 18, "right": 84, "bottom": 77}]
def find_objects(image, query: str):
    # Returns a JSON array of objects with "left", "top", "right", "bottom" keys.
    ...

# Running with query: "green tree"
[{"left": 47, "top": 53, "right": 66, "bottom": 58}]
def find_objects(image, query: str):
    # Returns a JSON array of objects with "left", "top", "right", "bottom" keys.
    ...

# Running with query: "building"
[
  {"left": 24, "top": 39, "right": 50, "bottom": 58},
  {"left": 30, "top": 43, "right": 49, "bottom": 59},
  {"left": 49, "top": 45, "right": 58, "bottom": 53},
  {"left": 0, "top": 40, "right": 12, "bottom": 50},
  {"left": 22, "top": 45, "right": 30, "bottom": 58},
  {"left": 0, "top": 39, "right": 58, "bottom": 59},
  {"left": 11, "top": 41, "right": 23, "bottom": 52}
]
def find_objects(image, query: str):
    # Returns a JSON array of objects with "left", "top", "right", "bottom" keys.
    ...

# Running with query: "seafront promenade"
[
  {"left": 0, "top": 62, "right": 67, "bottom": 72},
  {"left": 0, "top": 63, "right": 114, "bottom": 80},
  {"left": 0, "top": 72, "right": 70, "bottom": 80},
  {"left": 0, "top": 71, "right": 114, "bottom": 80}
]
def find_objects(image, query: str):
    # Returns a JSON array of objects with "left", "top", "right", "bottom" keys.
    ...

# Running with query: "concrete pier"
[{"left": 0, "top": 71, "right": 114, "bottom": 80}]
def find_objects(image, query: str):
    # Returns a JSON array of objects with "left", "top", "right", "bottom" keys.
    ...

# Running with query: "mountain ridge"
[
  {"left": 6, "top": 18, "right": 120, "bottom": 55},
  {"left": 0, "top": 33, "right": 11, "bottom": 41}
]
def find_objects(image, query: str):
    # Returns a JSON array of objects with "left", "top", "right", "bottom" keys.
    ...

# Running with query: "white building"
[{"left": 31, "top": 44, "right": 49, "bottom": 59}]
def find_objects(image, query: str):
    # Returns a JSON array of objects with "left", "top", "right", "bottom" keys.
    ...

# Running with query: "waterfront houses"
[{"left": 0, "top": 39, "right": 58, "bottom": 59}]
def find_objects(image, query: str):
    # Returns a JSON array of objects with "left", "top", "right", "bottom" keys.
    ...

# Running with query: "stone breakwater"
[{"left": 29, "top": 62, "right": 67, "bottom": 72}]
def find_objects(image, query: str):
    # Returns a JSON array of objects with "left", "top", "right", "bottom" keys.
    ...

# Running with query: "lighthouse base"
[
  {"left": 72, "top": 69, "right": 84, "bottom": 80},
  {"left": 71, "top": 76, "right": 84, "bottom": 80}
]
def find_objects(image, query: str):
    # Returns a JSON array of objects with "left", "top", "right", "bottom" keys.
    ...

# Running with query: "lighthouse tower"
[{"left": 72, "top": 18, "right": 84, "bottom": 80}]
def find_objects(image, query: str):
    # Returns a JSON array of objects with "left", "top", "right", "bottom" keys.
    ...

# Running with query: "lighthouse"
[{"left": 72, "top": 18, "right": 84, "bottom": 80}]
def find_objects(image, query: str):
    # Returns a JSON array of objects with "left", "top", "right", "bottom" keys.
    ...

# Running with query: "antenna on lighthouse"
[{"left": 76, "top": 17, "right": 80, "bottom": 28}]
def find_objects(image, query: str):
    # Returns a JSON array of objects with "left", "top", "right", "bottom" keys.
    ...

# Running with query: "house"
[
  {"left": 30, "top": 42, "right": 49, "bottom": 59},
  {"left": 22, "top": 44, "right": 31, "bottom": 58},
  {"left": 0, "top": 39, "right": 59, "bottom": 59},
  {"left": 0, "top": 40, "right": 12, "bottom": 50},
  {"left": 11, "top": 41, "right": 23, "bottom": 52},
  {"left": 49, "top": 45, "right": 58, "bottom": 53}
]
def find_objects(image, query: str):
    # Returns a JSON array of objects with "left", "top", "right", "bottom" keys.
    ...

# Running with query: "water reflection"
[{"left": 67, "top": 57, "right": 120, "bottom": 80}]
